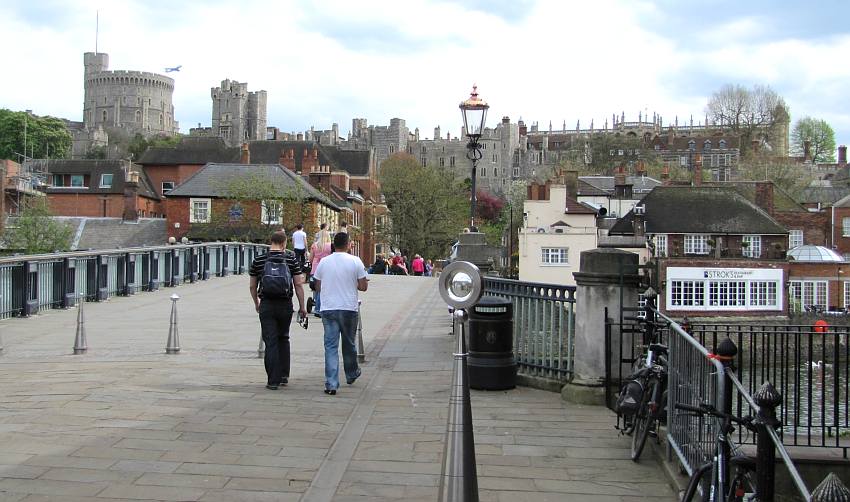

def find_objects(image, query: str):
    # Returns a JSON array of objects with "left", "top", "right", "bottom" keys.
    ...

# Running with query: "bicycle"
[
  {"left": 630, "top": 340, "right": 669, "bottom": 461},
  {"left": 675, "top": 402, "right": 759, "bottom": 502}
]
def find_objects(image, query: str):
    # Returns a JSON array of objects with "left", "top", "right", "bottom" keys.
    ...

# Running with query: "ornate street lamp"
[{"left": 459, "top": 85, "right": 489, "bottom": 229}]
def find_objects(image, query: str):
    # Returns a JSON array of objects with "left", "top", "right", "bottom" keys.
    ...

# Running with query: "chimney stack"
[
  {"left": 693, "top": 153, "right": 702, "bottom": 186},
  {"left": 661, "top": 164, "right": 670, "bottom": 185},
  {"left": 240, "top": 143, "right": 250, "bottom": 164},
  {"left": 755, "top": 181, "right": 775, "bottom": 216},
  {"left": 804, "top": 140, "right": 812, "bottom": 162},
  {"left": 564, "top": 169, "right": 578, "bottom": 201},
  {"left": 839, "top": 145, "right": 847, "bottom": 165},
  {"left": 122, "top": 169, "right": 139, "bottom": 223},
  {"left": 613, "top": 166, "right": 626, "bottom": 187}
]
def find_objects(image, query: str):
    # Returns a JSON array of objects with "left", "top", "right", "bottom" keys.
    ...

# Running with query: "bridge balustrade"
[{"left": 0, "top": 243, "right": 268, "bottom": 319}]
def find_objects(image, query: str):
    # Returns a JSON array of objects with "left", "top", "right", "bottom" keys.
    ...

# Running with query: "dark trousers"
[
  {"left": 294, "top": 248, "right": 307, "bottom": 270},
  {"left": 259, "top": 298, "right": 294, "bottom": 385}
]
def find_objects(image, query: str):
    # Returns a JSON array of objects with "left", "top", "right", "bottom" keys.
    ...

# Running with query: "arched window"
[
  {"left": 135, "top": 110, "right": 141, "bottom": 122},
  {"left": 719, "top": 139, "right": 727, "bottom": 149},
  {"left": 101, "top": 110, "right": 108, "bottom": 122},
  {"left": 159, "top": 113, "right": 163, "bottom": 125},
  {"left": 688, "top": 140, "right": 696, "bottom": 151},
  {"left": 704, "top": 140, "right": 712, "bottom": 151}
]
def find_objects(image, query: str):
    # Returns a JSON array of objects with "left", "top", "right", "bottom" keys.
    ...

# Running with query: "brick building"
[
  {"left": 786, "top": 245, "right": 848, "bottom": 312},
  {"left": 164, "top": 162, "right": 340, "bottom": 242},
  {"left": 41, "top": 159, "right": 162, "bottom": 220},
  {"left": 610, "top": 185, "right": 790, "bottom": 317}
]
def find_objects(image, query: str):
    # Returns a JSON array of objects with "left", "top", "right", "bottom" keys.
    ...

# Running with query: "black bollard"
[
  {"left": 812, "top": 472, "right": 850, "bottom": 502},
  {"left": 753, "top": 382, "right": 782, "bottom": 502},
  {"left": 357, "top": 300, "right": 366, "bottom": 363},
  {"left": 438, "top": 308, "right": 478, "bottom": 502}
]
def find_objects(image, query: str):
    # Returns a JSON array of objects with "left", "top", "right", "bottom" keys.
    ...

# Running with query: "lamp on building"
[{"left": 459, "top": 85, "right": 489, "bottom": 229}]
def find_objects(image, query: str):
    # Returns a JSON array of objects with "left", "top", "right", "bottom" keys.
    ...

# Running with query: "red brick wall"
[
  {"left": 789, "top": 262, "right": 848, "bottom": 309},
  {"left": 145, "top": 164, "right": 205, "bottom": 197},
  {"left": 49, "top": 193, "right": 163, "bottom": 218},
  {"left": 773, "top": 210, "right": 829, "bottom": 248},
  {"left": 833, "top": 206, "right": 850, "bottom": 256}
]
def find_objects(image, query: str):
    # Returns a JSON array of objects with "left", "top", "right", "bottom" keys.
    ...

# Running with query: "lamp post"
[{"left": 459, "top": 85, "right": 489, "bottom": 230}]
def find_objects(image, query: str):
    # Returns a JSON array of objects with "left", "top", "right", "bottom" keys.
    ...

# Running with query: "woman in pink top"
[
  {"left": 411, "top": 255, "right": 425, "bottom": 276},
  {"left": 309, "top": 230, "right": 333, "bottom": 317}
]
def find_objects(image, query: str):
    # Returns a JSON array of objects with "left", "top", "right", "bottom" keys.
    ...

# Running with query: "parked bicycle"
[
  {"left": 629, "top": 339, "right": 669, "bottom": 461},
  {"left": 675, "top": 401, "right": 759, "bottom": 502}
]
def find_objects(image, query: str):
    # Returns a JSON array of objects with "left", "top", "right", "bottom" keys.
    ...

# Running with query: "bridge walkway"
[{"left": 0, "top": 274, "right": 674, "bottom": 501}]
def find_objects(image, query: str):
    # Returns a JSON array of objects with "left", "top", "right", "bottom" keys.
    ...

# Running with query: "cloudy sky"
[{"left": 4, "top": 0, "right": 850, "bottom": 145}]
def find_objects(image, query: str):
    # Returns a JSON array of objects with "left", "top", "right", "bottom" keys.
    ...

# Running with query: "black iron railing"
[
  {"left": 0, "top": 243, "right": 268, "bottom": 318},
  {"left": 484, "top": 277, "right": 576, "bottom": 382}
]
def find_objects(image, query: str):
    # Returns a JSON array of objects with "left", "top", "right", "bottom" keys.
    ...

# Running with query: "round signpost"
[{"left": 437, "top": 261, "right": 483, "bottom": 502}]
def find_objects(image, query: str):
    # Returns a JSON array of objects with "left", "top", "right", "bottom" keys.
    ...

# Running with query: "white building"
[{"left": 519, "top": 180, "right": 598, "bottom": 286}]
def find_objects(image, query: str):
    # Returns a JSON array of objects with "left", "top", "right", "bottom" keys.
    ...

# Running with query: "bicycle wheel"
[
  {"left": 682, "top": 463, "right": 713, "bottom": 502},
  {"left": 630, "top": 380, "right": 655, "bottom": 461}
]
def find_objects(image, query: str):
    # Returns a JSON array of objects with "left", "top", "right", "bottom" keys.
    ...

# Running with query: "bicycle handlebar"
[{"left": 674, "top": 402, "right": 756, "bottom": 430}]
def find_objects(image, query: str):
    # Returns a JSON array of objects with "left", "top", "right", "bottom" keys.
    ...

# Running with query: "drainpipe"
[{"left": 832, "top": 205, "right": 836, "bottom": 249}]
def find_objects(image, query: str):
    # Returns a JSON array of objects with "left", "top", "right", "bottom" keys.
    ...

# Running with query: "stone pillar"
[{"left": 563, "top": 249, "right": 640, "bottom": 405}]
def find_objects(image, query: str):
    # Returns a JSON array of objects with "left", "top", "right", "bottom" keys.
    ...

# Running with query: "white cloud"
[{"left": 1, "top": 0, "right": 849, "bottom": 144}]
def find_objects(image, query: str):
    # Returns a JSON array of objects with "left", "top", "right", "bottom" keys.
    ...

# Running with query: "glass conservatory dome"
[{"left": 787, "top": 245, "right": 845, "bottom": 262}]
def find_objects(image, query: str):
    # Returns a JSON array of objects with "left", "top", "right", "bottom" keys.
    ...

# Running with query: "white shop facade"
[{"left": 662, "top": 264, "right": 787, "bottom": 315}]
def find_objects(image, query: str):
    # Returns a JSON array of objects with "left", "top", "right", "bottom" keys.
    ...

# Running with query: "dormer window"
[
  {"left": 719, "top": 139, "right": 727, "bottom": 149},
  {"left": 688, "top": 140, "right": 696, "bottom": 151},
  {"left": 704, "top": 140, "right": 712, "bottom": 151}
]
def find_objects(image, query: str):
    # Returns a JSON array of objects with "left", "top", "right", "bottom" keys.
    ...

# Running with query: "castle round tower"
[{"left": 82, "top": 52, "right": 178, "bottom": 137}]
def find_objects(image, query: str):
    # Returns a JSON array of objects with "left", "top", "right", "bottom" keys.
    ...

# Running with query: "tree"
[
  {"left": 3, "top": 198, "right": 73, "bottom": 254},
  {"left": 0, "top": 109, "right": 72, "bottom": 161},
  {"left": 378, "top": 153, "right": 468, "bottom": 259},
  {"left": 705, "top": 84, "right": 788, "bottom": 156},
  {"left": 736, "top": 156, "right": 815, "bottom": 201},
  {"left": 791, "top": 117, "right": 836, "bottom": 163},
  {"left": 126, "top": 133, "right": 182, "bottom": 161},
  {"left": 475, "top": 190, "right": 504, "bottom": 222}
]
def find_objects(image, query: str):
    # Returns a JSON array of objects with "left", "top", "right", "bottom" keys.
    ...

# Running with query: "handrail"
[
  {"left": 727, "top": 371, "right": 812, "bottom": 500},
  {"left": 0, "top": 242, "right": 260, "bottom": 264}
]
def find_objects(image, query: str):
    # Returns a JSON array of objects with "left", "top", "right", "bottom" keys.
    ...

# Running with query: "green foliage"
[
  {"left": 736, "top": 156, "right": 815, "bottom": 201},
  {"left": 86, "top": 145, "right": 108, "bottom": 159},
  {"left": 127, "top": 133, "right": 182, "bottom": 161},
  {"left": 0, "top": 109, "right": 72, "bottom": 160},
  {"left": 791, "top": 117, "right": 836, "bottom": 163},
  {"left": 553, "top": 134, "right": 662, "bottom": 175},
  {"left": 379, "top": 153, "right": 468, "bottom": 259},
  {"left": 3, "top": 198, "right": 73, "bottom": 254}
]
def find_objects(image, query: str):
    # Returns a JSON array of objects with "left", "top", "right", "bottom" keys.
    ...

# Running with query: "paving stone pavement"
[{"left": 0, "top": 273, "right": 675, "bottom": 501}]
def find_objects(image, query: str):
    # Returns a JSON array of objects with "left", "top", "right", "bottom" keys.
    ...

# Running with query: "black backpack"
[{"left": 260, "top": 254, "right": 293, "bottom": 299}]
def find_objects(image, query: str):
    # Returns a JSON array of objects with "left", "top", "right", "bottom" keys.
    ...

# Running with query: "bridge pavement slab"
[{"left": 0, "top": 273, "right": 673, "bottom": 501}]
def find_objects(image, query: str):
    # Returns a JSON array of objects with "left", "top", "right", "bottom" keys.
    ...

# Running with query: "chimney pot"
[
  {"left": 839, "top": 145, "right": 847, "bottom": 165},
  {"left": 693, "top": 153, "right": 702, "bottom": 186}
]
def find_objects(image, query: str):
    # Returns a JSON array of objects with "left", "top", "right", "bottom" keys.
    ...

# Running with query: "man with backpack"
[{"left": 249, "top": 230, "right": 307, "bottom": 390}]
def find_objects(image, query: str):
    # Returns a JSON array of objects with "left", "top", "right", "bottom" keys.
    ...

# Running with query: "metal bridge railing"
[
  {"left": 0, "top": 243, "right": 268, "bottom": 319},
  {"left": 484, "top": 277, "right": 576, "bottom": 383}
]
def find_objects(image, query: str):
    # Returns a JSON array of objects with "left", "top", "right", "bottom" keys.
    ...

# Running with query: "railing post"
[
  {"left": 189, "top": 247, "right": 198, "bottom": 283},
  {"left": 117, "top": 254, "right": 127, "bottom": 296},
  {"left": 96, "top": 255, "right": 108, "bottom": 301},
  {"left": 202, "top": 246, "right": 210, "bottom": 280},
  {"left": 238, "top": 244, "right": 245, "bottom": 274},
  {"left": 716, "top": 337, "right": 738, "bottom": 499},
  {"left": 22, "top": 261, "right": 38, "bottom": 316},
  {"left": 171, "top": 249, "right": 181, "bottom": 286},
  {"left": 61, "top": 257, "right": 76, "bottom": 308},
  {"left": 812, "top": 472, "right": 850, "bottom": 502},
  {"left": 221, "top": 246, "right": 229, "bottom": 277},
  {"left": 149, "top": 251, "right": 161, "bottom": 291},
  {"left": 753, "top": 381, "right": 782, "bottom": 502}
]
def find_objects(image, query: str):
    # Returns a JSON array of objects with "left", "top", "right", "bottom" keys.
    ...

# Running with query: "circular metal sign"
[{"left": 439, "top": 261, "right": 483, "bottom": 309}]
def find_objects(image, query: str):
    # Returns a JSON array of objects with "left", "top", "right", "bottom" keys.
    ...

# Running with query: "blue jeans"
[{"left": 321, "top": 309, "right": 360, "bottom": 390}]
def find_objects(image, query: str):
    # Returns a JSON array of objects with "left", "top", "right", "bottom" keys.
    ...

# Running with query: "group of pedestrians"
[
  {"left": 249, "top": 223, "right": 366, "bottom": 396},
  {"left": 370, "top": 253, "right": 433, "bottom": 276}
]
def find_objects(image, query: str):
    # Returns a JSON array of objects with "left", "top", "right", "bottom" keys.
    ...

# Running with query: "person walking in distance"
[
  {"left": 411, "top": 254, "right": 425, "bottom": 276},
  {"left": 309, "top": 229, "right": 333, "bottom": 317},
  {"left": 313, "top": 232, "right": 368, "bottom": 395},
  {"left": 249, "top": 231, "right": 307, "bottom": 390},
  {"left": 291, "top": 223, "right": 308, "bottom": 271}
]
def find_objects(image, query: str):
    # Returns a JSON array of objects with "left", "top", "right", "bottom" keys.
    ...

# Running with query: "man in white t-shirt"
[
  {"left": 291, "top": 224, "right": 308, "bottom": 270},
  {"left": 313, "top": 232, "right": 368, "bottom": 395}
]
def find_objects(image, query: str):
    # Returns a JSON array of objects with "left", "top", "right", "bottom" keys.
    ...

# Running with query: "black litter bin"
[{"left": 467, "top": 295, "right": 517, "bottom": 390}]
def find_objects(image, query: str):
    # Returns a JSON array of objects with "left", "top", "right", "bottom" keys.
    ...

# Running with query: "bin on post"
[{"left": 467, "top": 295, "right": 516, "bottom": 390}]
